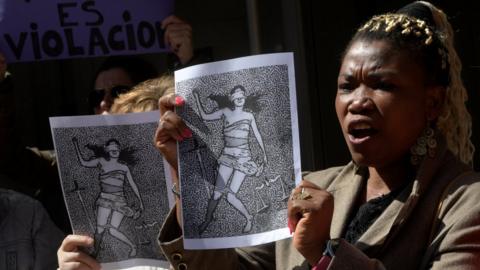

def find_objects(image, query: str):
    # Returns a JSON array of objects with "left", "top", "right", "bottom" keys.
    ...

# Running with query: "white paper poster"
[
  {"left": 50, "top": 111, "right": 173, "bottom": 270},
  {"left": 175, "top": 53, "right": 301, "bottom": 249}
]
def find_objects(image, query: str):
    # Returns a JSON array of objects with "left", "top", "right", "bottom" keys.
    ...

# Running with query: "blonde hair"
[
  {"left": 419, "top": 1, "right": 474, "bottom": 165},
  {"left": 352, "top": 1, "right": 474, "bottom": 164},
  {"left": 110, "top": 74, "right": 174, "bottom": 114}
]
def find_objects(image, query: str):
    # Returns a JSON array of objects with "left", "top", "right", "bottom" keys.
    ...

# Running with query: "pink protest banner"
[{"left": 0, "top": 0, "right": 174, "bottom": 63}]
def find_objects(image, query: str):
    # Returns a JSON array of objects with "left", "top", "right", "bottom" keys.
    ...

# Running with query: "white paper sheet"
[
  {"left": 50, "top": 111, "right": 172, "bottom": 269},
  {"left": 174, "top": 53, "right": 301, "bottom": 249}
]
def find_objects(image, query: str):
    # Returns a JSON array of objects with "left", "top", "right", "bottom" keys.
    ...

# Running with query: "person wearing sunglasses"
[
  {"left": 89, "top": 15, "right": 195, "bottom": 115},
  {"left": 88, "top": 57, "right": 143, "bottom": 114}
]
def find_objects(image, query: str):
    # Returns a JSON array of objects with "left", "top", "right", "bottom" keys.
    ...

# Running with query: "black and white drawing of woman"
[
  {"left": 72, "top": 137, "right": 143, "bottom": 257},
  {"left": 193, "top": 85, "right": 267, "bottom": 234}
]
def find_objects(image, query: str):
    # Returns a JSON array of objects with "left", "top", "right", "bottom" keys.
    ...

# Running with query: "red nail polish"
[
  {"left": 288, "top": 220, "right": 293, "bottom": 234},
  {"left": 175, "top": 96, "right": 185, "bottom": 106},
  {"left": 183, "top": 128, "right": 192, "bottom": 138}
]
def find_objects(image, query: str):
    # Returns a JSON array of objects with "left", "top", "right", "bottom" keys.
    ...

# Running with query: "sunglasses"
[{"left": 88, "top": 85, "right": 131, "bottom": 109}]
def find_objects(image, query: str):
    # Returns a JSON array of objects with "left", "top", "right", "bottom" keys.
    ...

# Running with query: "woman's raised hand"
[
  {"left": 154, "top": 93, "right": 192, "bottom": 228},
  {"left": 288, "top": 180, "right": 334, "bottom": 266},
  {"left": 57, "top": 235, "right": 101, "bottom": 270},
  {"left": 154, "top": 93, "right": 192, "bottom": 170},
  {"left": 161, "top": 15, "right": 194, "bottom": 65}
]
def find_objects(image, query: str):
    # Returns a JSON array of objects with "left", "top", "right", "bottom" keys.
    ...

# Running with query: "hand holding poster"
[
  {"left": 0, "top": 0, "right": 173, "bottom": 62},
  {"left": 175, "top": 53, "right": 301, "bottom": 249},
  {"left": 50, "top": 111, "right": 173, "bottom": 270}
]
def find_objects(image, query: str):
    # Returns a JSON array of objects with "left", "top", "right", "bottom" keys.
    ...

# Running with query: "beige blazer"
[{"left": 159, "top": 137, "right": 480, "bottom": 269}]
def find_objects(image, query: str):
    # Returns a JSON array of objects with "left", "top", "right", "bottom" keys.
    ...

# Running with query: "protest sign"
[
  {"left": 0, "top": 0, "right": 173, "bottom": 62},
  {"left": 175, "top": 53, "right": 301, "bottom": 249},
  {"left": 50, "top": 111, "right": 173, "bottom": 269}
]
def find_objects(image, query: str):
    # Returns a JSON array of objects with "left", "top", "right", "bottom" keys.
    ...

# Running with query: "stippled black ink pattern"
[
  {"left": 53, "top": 122, "right": 169, "bottom": 263},
  {"left": 177, "top": 65, "right": 296, "bottom": 239}
]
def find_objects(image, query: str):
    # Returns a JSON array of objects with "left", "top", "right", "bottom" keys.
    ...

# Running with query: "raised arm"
[
  {"left": 155, "top": 93, "right": 191, "bottom": 228},
  {"left": 72, "top": 138, "right": 99, "bottom": 168},
  {"left": 193, "top": 91, "right": 223, "bottom": 121}
]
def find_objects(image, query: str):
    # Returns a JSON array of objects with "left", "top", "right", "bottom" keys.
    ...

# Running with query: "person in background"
[
  {"left": 89, "top": 15, "right": 193, "bottom": 115},
  {"left": 56, "top": 74, "right": 174, "bottom": 270},
  {"left": 0, "top": 188, "right": 64, "bottom": 270},
  {"left": 0, "top": 51, "right": 70, "bottom": 235},
  {"left": 153, "top": 1, "right": 480, "bottom": 269},
  {"left": 0, "top": 52, "right": 65, "bottom": 270},
  {"left": 88, "top": 55, "right": 158, "bottom": 115},
  {"left": 1, "top": 50, "right": 74, "bottom": 233},
  {"left": 3, "top": 54, "right": 67, "bottom": 269},
  {"left": 110, "top": 75, "right": 175, "bottom": 114}
]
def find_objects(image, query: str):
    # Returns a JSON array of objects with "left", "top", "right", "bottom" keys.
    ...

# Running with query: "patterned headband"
[{"left": 359, "top": 13, "right": 448, "bottom": 70}]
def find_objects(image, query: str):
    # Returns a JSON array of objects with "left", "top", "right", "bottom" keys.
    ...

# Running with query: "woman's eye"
[
  {"left": 375, "top": 82, "right": 396, "bottom": 91},
  {"left": 338, "top": 83, "right": 354, "bottom": 92}
]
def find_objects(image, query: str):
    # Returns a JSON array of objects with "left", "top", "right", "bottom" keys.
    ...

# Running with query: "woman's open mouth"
[{"left": 347, "top": 122, "right": 378, "bottom": 144}]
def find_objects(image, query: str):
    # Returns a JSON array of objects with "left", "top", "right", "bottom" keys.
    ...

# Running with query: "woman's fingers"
[
  {"left": 59, "top": 262, "right": 94, "bottom": 270},
  {"left": 156, "top": 111, "right": 191, "bottom": 148},
  {"left": 165, "top": 28, "right": 192, "bottom": 47},
  {"left": 58, "top": 235, "right": 101, "bottom": 270},
  {"left": 160, "top": 111, "right": 190, "bottom": 140},
  {"left": 161, "top": 15, "right": 188, "bottom": 31},
  {"left": 287, "top": 181, "right": 333, "bottom": 231},
  {"left": 59, "top": 235, "right": 93, "bottom": 252},
  {"left": 60, "top": 252, "right": 101, "bottom": 270},
  {"left": 164, "top": 25, "right": 192, "bottom": 44},
  {"left": 288, "top": 181, "right": 316, "bottom": 231},
  {"left": 154, "top": 128, "right": 178, "bottom": 169},
  {"left": 156, "top": 94, "right": 189, "bottom": 143},
  {"left": 161, "top": 15, "right": 193, "bottom": 64},
  {"left": 158, "top": 93, "right": 185, "bottom": 116},
  {"left": 287, "top": 180, "right": 333, "bottom": 265}
]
